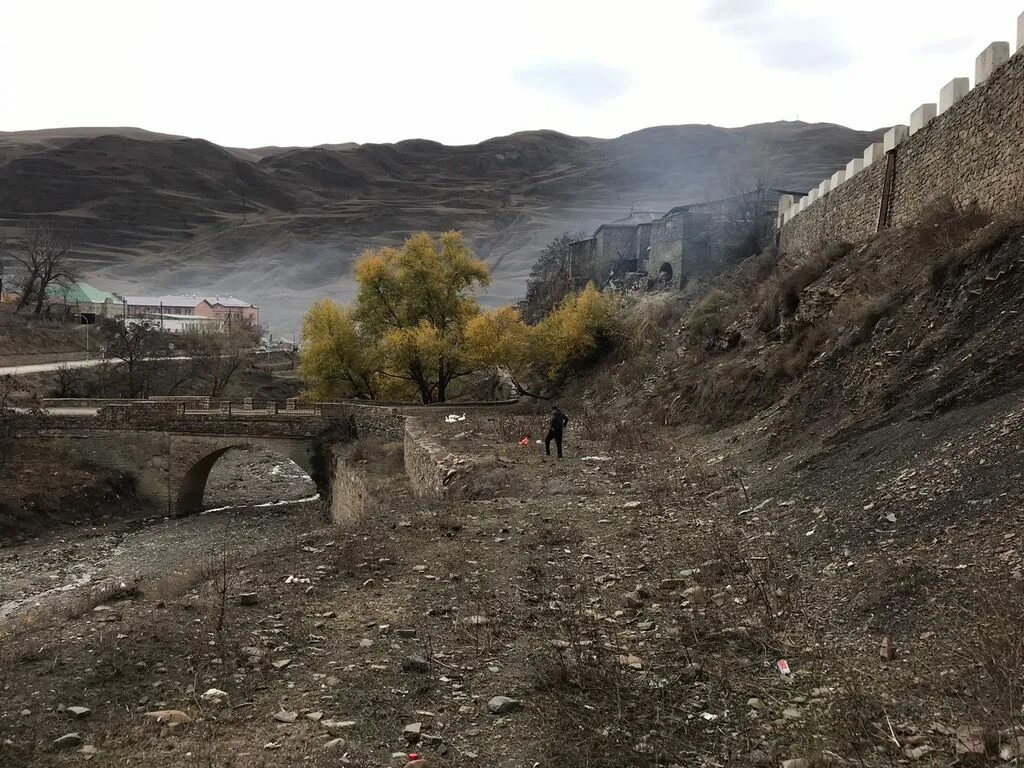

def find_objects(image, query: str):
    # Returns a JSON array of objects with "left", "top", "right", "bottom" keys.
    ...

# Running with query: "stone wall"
[
  {"left": 778, "top": 160, "right": 886, "bottom": 253},
  {"left": 403, "top": 418, "right": 463, "bottom": 498},
  {"left": 780, "top": 29, "right": 1024, "bottom": 254}
]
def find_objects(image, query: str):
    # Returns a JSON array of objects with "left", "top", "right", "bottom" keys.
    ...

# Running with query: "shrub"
[
  {"left": 686, "top": 289, "right": 735, "bottom": 344},
  {"left": 757, "top": 241, "right": 853, "bottom": 334}
]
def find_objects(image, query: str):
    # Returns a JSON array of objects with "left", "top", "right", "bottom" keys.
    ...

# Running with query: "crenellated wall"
[{"left": 779, "top": 12, "right": 1024, "bottom": 253}]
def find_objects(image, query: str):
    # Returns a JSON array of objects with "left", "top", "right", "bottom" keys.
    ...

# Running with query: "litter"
[
  {"left": 777, "top": 659, "right": 791, "bottom": 676},
  {"left": 444, "top": 413, "right": 467, "bottom": 423},
  {"left": 518, "top": 437, "right": 530, "bottom": 447}
]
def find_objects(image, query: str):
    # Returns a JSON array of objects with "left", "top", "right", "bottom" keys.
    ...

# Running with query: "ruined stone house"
[{"left": 570, "top": 188, "right": 800, "bottom": 290}]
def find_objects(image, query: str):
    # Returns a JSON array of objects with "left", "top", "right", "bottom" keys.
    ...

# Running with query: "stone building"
[{"left": 572, "top": 188, "right": 798, "bottom": 290}]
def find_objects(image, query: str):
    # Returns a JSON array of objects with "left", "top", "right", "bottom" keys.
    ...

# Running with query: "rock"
[
  {"left": 144, "top": 710, "right": 192, "bottom": 726},
  {"left": 264, "top": 742, "right": 281, "bottom": 750},
  {"left": 66, "top": 706, "right": 91, "bottom": 719},
  {"left": 403, "top": 722, "right": 422, "bottom": 742},
  {"left": 880, "top": 636, "right": 896, "bottom": 661},
  {"left": 200, "top": 688, "right": 228, "bottom": 704},
  {"left": 396, "top": 628, "right": 417, "bottom": 638},
  {"left": 273, "top": 710, "right": 298, "bottom": 723},
  {"left": 407, "top": 761, "right": 430, "bottom": 768},
  {"left": 79, "top": 744, "right": 99, "bottom": 758},
  {"left": 271, "top": 659, "right": 292, "bottom": 670},
  {"left": 19, "top": 709, "right": 30, "bottom": 717},
  {"left": 746, "top": 697, "right": 765, "bottom": 710},
  {"left": 322, "top": 719, "right": 357, "bottom": 736},
  {"left": 236, "top": 592, "right": 259, "bottom": 606},
  {"left": 904, "top": 744, "right": 933, "bottom": 760},
  {"left": 683, "top": 585, "right": 707, "bottom": 605},
  {"left": 622, "top": 500, "right": 642, "bottom": 509},
  {"left": 623, "top": 591, "right": 643, "bottom": 609},
  {"left": 53, "top": 733, "right": 82, "bottom": 750},
  {"left": 999, "top": 737, "right": 1024, "bottom": 761},
  {"left": 617, "top": 654, "right": 643, "bottom": 669},
  {"left": 358, "top": 638, "right": 374, "bottom": 648},
  {"left": 324, "top": 737, "right": 346, "bottom": 750},
  {"left": 402, "top": 656, "right": 431, "bottom": 674},
  {"left": 659, "top": 578, "right": 687, "bottom": 590},
  {"left": 305, "top": 711, "right": 323, "bottom": 722},
  {"left": 954, "top": 725, "right": 990, "bottom": 764},
  {"left": 487, "top": 695, "right": 522, "bottom": 715},
  {"left": 782, "top": 706, "right": 801, "bottom": 719},
  {"left": 782, "top": 760, "right": 810, "bottom": 768}
]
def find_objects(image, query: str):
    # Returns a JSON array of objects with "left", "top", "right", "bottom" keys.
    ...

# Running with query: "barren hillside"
[{"left": 0, "top": 122, "right": 883, "bottom": 333}]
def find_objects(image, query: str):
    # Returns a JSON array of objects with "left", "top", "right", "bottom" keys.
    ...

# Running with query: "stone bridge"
[
  {"left": 13, "top": 400, "right": 407, "bottom": 515},
  {"left": 13, "top": 398, "right": 516, "bottom": 516}
]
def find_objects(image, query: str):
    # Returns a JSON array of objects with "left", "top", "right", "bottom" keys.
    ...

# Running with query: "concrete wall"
[{"left": 780, "top": 23, "right": 1024, "bottom": 253}]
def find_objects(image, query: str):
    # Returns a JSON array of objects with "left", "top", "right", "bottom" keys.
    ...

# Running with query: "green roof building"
[{"left": 54, "top": 281, "right": 119, "bottom": 304}]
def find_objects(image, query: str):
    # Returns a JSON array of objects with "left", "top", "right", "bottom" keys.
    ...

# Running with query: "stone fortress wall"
[{"left": 779, "top": 12, "right": 1024, "bottom": 253}]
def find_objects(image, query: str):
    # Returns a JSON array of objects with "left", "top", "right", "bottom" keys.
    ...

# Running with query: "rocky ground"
[{"left": 1, "top": 402, "right": 1022, "bottom": 767}]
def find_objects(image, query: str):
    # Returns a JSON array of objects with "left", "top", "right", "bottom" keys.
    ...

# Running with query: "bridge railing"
[{"left": 174, "top": 399, "right": 322, "bottom": 416}]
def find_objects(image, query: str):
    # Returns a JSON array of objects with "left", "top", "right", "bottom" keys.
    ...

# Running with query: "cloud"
[
  {"left": 913, "top": 36, "right": 972, "bottom": 56},
  {"left": 514, "top": 62, "right": 630, "bottom": 108},
  {"left": 703, "top": 0, "right": 851, "bottom": 73}
]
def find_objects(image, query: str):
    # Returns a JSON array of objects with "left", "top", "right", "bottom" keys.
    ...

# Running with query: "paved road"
[{"left": 0, "top": 355, "right": 201, "bottom": 377}]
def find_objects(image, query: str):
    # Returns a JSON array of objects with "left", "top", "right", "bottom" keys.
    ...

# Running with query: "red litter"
[
  {"left": 407, "top": 755, "right": 420, "bottom": 761},
  {"left": 777, "top": 659, "right": 791, "bottom": 676}
]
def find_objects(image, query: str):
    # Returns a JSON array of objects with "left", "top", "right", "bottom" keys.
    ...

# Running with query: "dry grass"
[{"left": 756, "top": 241, "right": 854, "bottom": 335}]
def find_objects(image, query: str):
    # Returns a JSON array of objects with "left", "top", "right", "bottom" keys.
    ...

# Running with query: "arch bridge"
[{"left": 15, "top": 400, "right": 405, "bottom": 515}]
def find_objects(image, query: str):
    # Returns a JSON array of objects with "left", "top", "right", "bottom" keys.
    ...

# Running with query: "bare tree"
[
  {"left": 182, "top": 321, "right": 257, "bottom": 398},
  {"left": 11, "top": 229, "right": 78, "bottom": 315},
  {"left": 53, "top": 363, "right": 86, "bottom": 398},
  {"left": 716, "top": 141, "right": 777, "bottom": 259},
  {"left": 108, "top": 319, "right": 159, "bottom": 397}
]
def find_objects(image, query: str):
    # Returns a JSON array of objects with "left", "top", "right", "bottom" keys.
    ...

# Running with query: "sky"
[{"left": 1, "top": 0, "right": 1021, "bottom": 147}]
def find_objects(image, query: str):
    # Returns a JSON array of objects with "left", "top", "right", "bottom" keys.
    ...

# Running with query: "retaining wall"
[{"left": 403, "top": 418, "right": 464, "bottom": 498}]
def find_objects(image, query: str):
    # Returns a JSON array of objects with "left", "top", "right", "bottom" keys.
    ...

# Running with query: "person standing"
[{"left": 545, "top": 404, "right": 569, "bottom": 459}]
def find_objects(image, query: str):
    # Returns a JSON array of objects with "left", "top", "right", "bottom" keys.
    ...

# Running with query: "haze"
[{"left": 1, "top": 0, "right": 1020, "bottom": 147}]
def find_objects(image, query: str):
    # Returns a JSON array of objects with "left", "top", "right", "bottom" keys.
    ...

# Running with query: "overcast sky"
[{"left": 1, "top": 0, "right": 1021, "bottom": 148}]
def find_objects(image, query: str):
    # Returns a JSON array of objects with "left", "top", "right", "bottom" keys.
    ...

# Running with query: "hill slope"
[{"left": 0, "top": 121, "right": 883, "bottom": 332}]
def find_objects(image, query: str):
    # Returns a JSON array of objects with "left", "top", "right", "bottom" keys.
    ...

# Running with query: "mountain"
[{"left": 0, "top": 122, "right": 885, "bottom": 333}]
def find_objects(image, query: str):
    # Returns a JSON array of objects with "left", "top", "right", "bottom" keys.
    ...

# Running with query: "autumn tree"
[
  {"left": 467, "top": 284, "right": 616, "bottom": 396},
  {"left": 298, "top": 300, "right": 379, "bottom": 401},
  {"left": 301, "top": 232, "right": 490, "bottom": 404}
]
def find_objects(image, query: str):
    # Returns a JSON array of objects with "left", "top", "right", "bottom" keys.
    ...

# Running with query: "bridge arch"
[{"left": 172, "top": 436, "right": 323, "bottom": 516}]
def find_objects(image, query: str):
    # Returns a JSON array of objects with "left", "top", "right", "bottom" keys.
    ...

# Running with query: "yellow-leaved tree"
[
  {"left": 300, "top": 231, "right": 492, "bottom": 404},
  {"left": 298, "top": 299, "right": 379, "bottom": 400},
  {"left": 467, "top": 284, "right": 616, "bottom": 395}
]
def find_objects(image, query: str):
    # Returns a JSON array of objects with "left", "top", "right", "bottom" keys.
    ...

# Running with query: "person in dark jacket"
[{"left": 545, "top": 405, "right": 569, "bottom": 459}]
